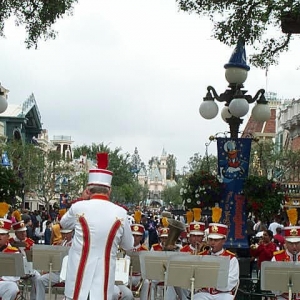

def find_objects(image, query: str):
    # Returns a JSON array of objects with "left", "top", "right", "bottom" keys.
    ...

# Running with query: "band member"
[
  {"left": 60, "top": 153, "right": 133, "bottom": 300},
  {"left": 272, "top": 208, "right": 300, "bottom": 299},
  {"left": 0, "top": 215, "right": 20, "bottom": 300},
  {"left": 150, "top": 228, "right": 169, "bottom": 251},
  {"left": 35, "top": 228, "right": 73, "bottom": 300},
  {"left": 180, "top": 221, "right": 208, "bottom": 254},
  {"left": 178, "top": 221, "right": 208, "bottom": 300},
  {"left": 126, "top": 221, "right": 150, "bottom": 300},
  {"left": 10, "top": 216, "right": 41, "bottom": 300},
  {"left": 194, "top": 222, "right": 239, "bottom": 300}
]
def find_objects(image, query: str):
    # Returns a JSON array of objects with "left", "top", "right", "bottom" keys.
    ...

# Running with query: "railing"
[{"left": 52, "top": 135, "right": 72, "bottom": 141}]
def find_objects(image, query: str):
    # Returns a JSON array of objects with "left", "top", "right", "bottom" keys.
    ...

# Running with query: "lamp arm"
[
  {"left": 248, "top": 89, "right": 266, "bottom": 104},
  {"left": 207, "top": 86, "right": 221, "bottom": 101}
]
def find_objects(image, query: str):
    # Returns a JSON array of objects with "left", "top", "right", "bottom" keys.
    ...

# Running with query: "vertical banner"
[{"left": 217, "top": 138, "right": 252, "bottom": 248}]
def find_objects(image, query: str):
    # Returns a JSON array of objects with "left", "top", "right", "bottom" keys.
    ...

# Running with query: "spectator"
[
  {"left": 247, "top": 215, "right": 256, "bottom": 245},
  {"left": 273, "top": 227, "right": 285, "bottom": 250},
  {"left": 250, "top": 229, "right": 277, "bottom": 273},
  {"left": 268, "top": 215, "right": 284, "bottom": 235},
  {"left": 22, "top": 214, "right": 35, "bottom": 239},
  {"left": 44, "top": 220, "right": 52, "bottom": 245}
]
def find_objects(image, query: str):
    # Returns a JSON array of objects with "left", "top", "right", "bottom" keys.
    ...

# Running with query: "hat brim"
[
  {"left": 160, "top": 234, "right": 168, "bottom": 237},
  {"left": 132, "top": 232, "right": 143, "bottom": 236},
  {"left": 208, "top": 233, "right": 226, "bottom": 239},
  {"left": 15, "top": 227, "right": 27, "bottom": 232},
  {"left": 0, "top": 229, "right": 9, "bottom": 234},
  {"left": 286, "top": 237, "right": 300, "bottom": 243},
  {"left": 189, "top": 231, "right": 204, "bottom": 236},
  {"left": 60, "top": 230, "right": 73, "bottom": 233}
]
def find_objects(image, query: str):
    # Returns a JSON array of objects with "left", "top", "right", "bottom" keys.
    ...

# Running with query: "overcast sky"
[{"left": 1, "top": 0, "right": 300, "bottom": 171}]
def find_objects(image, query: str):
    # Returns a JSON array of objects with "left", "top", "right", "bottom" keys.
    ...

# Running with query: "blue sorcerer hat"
[{"left": 224, "top": 40, "right": 250, "bottom": 71}]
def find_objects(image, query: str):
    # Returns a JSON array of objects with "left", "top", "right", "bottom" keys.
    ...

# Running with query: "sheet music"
[
  {"left": 60, "top": 255, "right": 68, "bottom": 282},
  {"left": 115, "top": 257, "right": 130, "bottom": 285},
  {"left": 20, "top": 247, "right": 34, "bottom": 275}
]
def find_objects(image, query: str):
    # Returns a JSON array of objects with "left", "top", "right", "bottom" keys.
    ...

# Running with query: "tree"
[
  {"left": 166, "top": 154, "right": 177, "bottom": 180},
  {"left": 73, "top": 144, "right": 141, "bottom": 204},
  {"left": 162, "top": 184, "right": 182, "bottom": 207},
  {"left": 4, "top": 141, "right": 84, "bottom": 211},
  {"left": 187, "top": 153, "right": 218, "bottom": 173},
  {"left": 0, "top": 165, "right": 22, "bottom": 206},
  {"left": 176, "top": 0, "right": 299, "bottom": 68},
  {"left": 0, "top": 0, "right": 78, "bottom": 48}
]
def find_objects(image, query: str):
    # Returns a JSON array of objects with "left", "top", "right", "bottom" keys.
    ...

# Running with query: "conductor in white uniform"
[{"left": 60, "top": 153, "right": 134, "bottom": 300}]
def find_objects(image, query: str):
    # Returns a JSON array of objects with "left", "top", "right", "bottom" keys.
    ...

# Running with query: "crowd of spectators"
[{"left": 6, "top": 207, "right": 61, "bottom": 245}]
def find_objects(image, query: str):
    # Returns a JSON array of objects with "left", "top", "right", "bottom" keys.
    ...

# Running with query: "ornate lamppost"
[
  {"left": 0, "top": 85, "right": 8, "bottom": 114},
  {"left": 198, "top": 41, "right": 271, "bottom": 250},
  {"left": 199, "top": 40, "right": 271, "bottom": 138}
]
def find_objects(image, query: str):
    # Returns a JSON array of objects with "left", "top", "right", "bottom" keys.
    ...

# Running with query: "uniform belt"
[
  {"left": 199, "top": 288, "right": 233, "bottom": 295},
  {"left": 132, "top": 272, "right": 141, "bottom": 276},
  {"left": 281, "top": 293, "right": 300, "bottom": 299}
]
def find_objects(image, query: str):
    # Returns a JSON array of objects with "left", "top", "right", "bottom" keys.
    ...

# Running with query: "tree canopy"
[
  {"left": 0, "top": 0, "right": 78, "bottom": 48},
  {"left": 176, "top": 0, "right": 300, "bottom": 68}
]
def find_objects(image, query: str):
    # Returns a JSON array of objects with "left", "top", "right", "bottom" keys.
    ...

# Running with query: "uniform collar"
[
  {"left": 90, "top": 194, "right": 110, "bottom": 201},
  {"left": 211, "top": 249, "right": 224, "bottom": 256}
]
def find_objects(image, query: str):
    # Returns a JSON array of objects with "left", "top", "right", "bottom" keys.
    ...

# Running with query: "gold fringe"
[
  {"left": 162, "top": 217, "right": 169, "bottom": 228},
  {"left": 192, "top": 208, "right": 202, "bottom": 222},
  {"left": 59, "top": 208, "right": 67, "bottom": 218},
  {"left": 12, "top": 210, "right": 22, "bottom": 222},
  {"left": 186, "top": 210, "right": 193, "bottom": 224},
  {"left": 0, "top": 202, "right": 9, "bottom": 218},
  {"left": 287, "top": 208, "right": 298, "bottom": 226},
  {"left": 212, "top": 207, "right": 222, "bottom": 223},
  {"left": 134, "top": 210, "right": 142, "bottom": 224}
]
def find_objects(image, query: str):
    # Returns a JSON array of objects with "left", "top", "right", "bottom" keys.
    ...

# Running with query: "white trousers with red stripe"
[
  {"left": 193, "top": 291, "right": 234, "bottom": 300},
  {"left": 0, "top": 281, "right": 19, "bottom": 300}
]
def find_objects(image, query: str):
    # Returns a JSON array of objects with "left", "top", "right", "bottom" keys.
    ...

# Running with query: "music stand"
[
  {"left": 261, "top": 261, "right": 300, "bottom": 300},
  {"left": 0, "top": 253, "right": 25, "bottom": 276},
  {"left": 125, "top": 251, "right": 142, "bottom": 290},
  {"left": 115, "top": 257, "right": 131, "bottom": 285},
  {"left": 165, "top": 254, "right": 230, "bottom": 300},
  {"left": 32, "top": 245, "right": 69, "bottom": 299},
  {"left": 139, "top": 251, "right": 189, "bottom": 299}
]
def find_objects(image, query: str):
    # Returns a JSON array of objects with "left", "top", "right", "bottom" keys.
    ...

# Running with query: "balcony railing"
[{"left": 52, "top": 135, "right": 72, "bottom": 141}]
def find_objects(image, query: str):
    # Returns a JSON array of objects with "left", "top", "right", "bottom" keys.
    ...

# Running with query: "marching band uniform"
[
  {"left": 272, "top": 224, "right": 300, "bottom": 299},
  {"left": 150, "top": 228, "right": 169, "bottom": 251},
  {"left": 127, "top": 223, "right": 150, "bottom": 300},
  {"left": 194, "top": 223, "right": 239, "bottom": 300},
  {"left": 178, "top": 222, "right": 208, "bottom": 300},
  {"left": 10, "top": 220, "right": 41, "bottom": 300},
  {"left": 60, "top": 153, "right": 134, "bottom": 300},
  {"left": 149, "top": 227, "right": 180, "bottom": 300},
  {"left": 180, "top": 222, "right": 208, "bottom": 254},
  {"left": 0, "top": 218, "right": 20, "bottom": 300},
  {"left": 35, "top": 228, "right": 73, "bottom": 300}
]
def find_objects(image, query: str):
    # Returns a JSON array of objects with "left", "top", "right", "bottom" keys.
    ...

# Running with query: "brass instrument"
[
  {"left": 164, "top": 218, "right": 185, "bottom": 250},
  {"left": 194, "top": 242, "right": 210, "bottom": 255}
]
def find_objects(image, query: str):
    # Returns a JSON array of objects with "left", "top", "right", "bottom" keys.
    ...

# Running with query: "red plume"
[{"left": 97, "top": 152, "right": 108, "bottom": 169}]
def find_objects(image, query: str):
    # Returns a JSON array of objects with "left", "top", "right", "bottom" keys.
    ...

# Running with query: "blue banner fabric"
[{"left": 217, "top": 138, "right": 252, "bottom": 248}]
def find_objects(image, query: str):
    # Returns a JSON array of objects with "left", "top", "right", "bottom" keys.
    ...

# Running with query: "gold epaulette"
[
  {"left": 152, "top": 243, "right": 159, "bottom": 247},
  {"left": 225, "top": 249, "right": 236, "bottom": 256},
  {"left": 274, "top": 249, "right": 285, "bottom": 256},
  {"left": 6, "top": 245, "right": 19, "bottom": 251},
  {"left": 141, "top": 244, "right": 148, "bottom": 250}
]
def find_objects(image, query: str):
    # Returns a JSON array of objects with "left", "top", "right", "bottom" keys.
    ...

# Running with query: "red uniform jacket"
[{"left": 151, "top": 243, "right": 163, "bottom": 251}]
